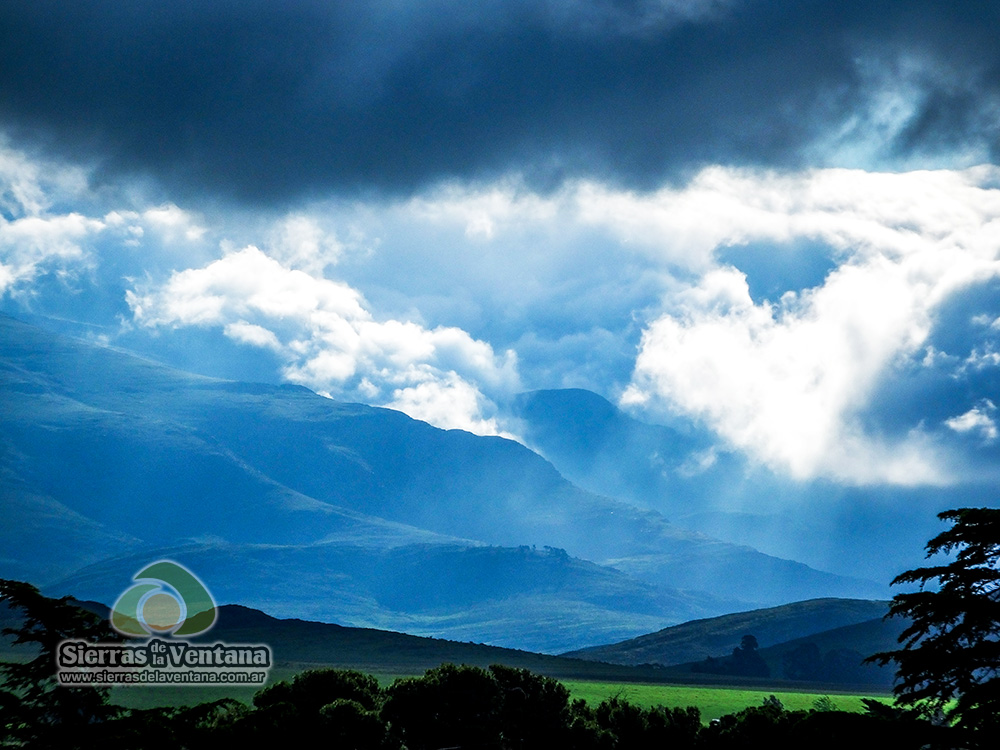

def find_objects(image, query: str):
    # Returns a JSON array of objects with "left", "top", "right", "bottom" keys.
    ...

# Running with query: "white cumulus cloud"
[
  {"left": 945, "top": 401, "right": 998, "bottom": 443},
  {"left": 126, "top": 246, "right": 519, "bottom": 436},
  {"left": 0, "top": 145, "right": 104, "bottom": 297},
  {"left": 620, "top": 166, "right": 1000, "bottom": 484}
]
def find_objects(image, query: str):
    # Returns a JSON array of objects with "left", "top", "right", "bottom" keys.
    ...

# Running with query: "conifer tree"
[
  {"left": 0, "top": 580, "right": 121, "bottom": 746},
  {"left": 867, "top": 508, "right": 1000, "bottom": 734}
]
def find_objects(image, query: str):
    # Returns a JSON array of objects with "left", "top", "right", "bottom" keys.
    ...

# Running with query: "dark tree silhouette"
[
  {"left": 489, "top": 663, "right": 573, "bottom": 749},
  {"left": 692, "top": 633, "right": 770, "bottom": 678},
  {"left": 239, "top": 667, "right": 388, "bottom": 745},
  {"left": 381, "top": 664, "right": 502, "bottom": 750},
  {"left": 866, "top": 507, "right": 1000, "bottom": 734},
  {"left": 0, "top": 579, "right": 122, "bottom": 747},
  {"left": 730, "top": 634, "right": 770, "bottom": 677},
  {"left": 253, "top": 667, "right": 382, "bottom": 714}
]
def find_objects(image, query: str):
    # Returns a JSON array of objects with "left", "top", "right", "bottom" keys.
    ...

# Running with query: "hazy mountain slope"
[
  {"left": 511, "top": 388, "right": 727, "bottom": 513},
  {"left": 511, "top": 389, "right": 970, "bottom": 588},
  {"left": 602, "top": 549, "right": 882, "bottom": 608},
  {"left": 48, "top": 541, "right": 739, "bottom": 653},
  {"left": 0, "top": 476, "right": 144, "bottom": 584},
  {"left": 0, "top": 314, "right": 883, "bottom": 650},
  {"left": 562, "top": 598, "right": 890, "bottom": 666}
]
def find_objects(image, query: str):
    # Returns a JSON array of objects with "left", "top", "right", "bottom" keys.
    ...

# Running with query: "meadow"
[
  {"left": 561, "top": 680, "right": 888, "bottom": 722},
  {"left": 104, "top": 662, "right": 891, "bottom": 724}
]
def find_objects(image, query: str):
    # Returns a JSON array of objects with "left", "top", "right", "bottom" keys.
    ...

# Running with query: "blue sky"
[{"left": 2, "top": 0, "right": 1000, "bottom": 496}]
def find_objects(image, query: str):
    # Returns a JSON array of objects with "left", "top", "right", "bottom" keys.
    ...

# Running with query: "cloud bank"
[
  {"left": 3, "top": 136, "right": 1000, "bottom": 486},
  {"left": 1, "top": 2, "right": 998, "bottom": 201}
]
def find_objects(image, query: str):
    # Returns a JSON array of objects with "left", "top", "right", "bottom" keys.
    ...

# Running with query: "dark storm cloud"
[{"left": 1, "top": 0, "right": 998, "bottom": 203}]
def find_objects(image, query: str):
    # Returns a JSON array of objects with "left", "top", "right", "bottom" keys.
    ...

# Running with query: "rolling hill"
[
  {"left": 562, "top": 598, "right": 891, "bottom": 666},
  {"left": 0, "top": 598, "right": 660, "bottom": 684},
  {"left": 563, "top": 598, "right": 906, "bottom": 689},
  {"left": 1, "top": 592, "right": 899, "bottom": 693}
]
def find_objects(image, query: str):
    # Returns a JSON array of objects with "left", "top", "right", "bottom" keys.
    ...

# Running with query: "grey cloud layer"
[{"left": 2, "top": 1, "right": 998, "bottom": 202}]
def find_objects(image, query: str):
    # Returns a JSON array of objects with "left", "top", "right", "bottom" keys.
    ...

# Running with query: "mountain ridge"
[{"left": 0, "top": 314, "right": 884, "bottom": 651}]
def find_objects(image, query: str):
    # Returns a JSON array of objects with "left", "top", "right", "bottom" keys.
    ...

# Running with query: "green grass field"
[
  {"left": 102, "top": 663, "right": 892, "bottom": 724},
  {"left": 561, "top": 680, "right": 890, "bottom": 722}
]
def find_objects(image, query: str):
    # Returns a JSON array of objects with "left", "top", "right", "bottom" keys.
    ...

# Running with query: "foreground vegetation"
[
  {"left": 102, "top": 669, "right": 886, "bottom": 722},
  {"left": 0, "top": 661, "right": 964, "bottom": 749}
]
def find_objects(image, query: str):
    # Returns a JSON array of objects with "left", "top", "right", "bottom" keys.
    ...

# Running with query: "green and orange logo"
[{"left": 110, "top": 560, "right": 216, "bottom": 637}]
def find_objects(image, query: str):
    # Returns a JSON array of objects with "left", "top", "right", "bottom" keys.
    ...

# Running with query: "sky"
[{"left": 2, "top": 0, "right": 1000, "bottom": 496}]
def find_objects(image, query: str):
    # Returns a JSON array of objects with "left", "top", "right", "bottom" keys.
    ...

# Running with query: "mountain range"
[{"left": 1, "top": 314, "right": 884, "bottom": 652}]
